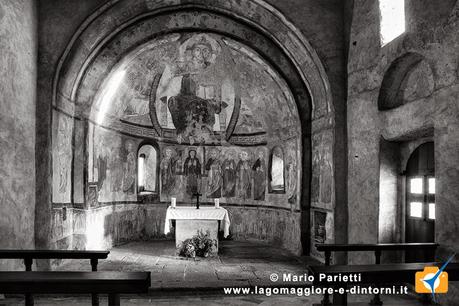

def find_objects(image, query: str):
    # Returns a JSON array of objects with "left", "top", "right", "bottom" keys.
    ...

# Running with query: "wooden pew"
[
  {"left": 0, "top": 250, "right": 110, "bottom": 305},
  {"left": 316, "top": 243, "right": 439, "bottom": 266},
  {"left": 0, "top": 250, "right": 110, "bottom": 271},
  {"left": 0, "top": 271, "right": 150, "bottom": 306},
  {"left": 309, "top": 262, "right": 459, "bottom": 306},
  {"left": 315, "top": 243, "right": 439, "bottom": 305}
]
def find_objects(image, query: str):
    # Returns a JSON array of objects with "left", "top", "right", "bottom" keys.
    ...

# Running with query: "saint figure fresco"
[
  {"left": 122, "top": 140, "right": 136, "bottom": 194},
  {"left": 252, "top": 149, "right": 266, "bottom": 200},
  {"left": 222, "top": 150, "right": 236, "bottom": 197},
  {"left": 184, "top": 149, "right": 202, "bottom": 196},
  {"left": 205, "top": 149, "right": 223, "bottom": 198},
  {"left": 160, "top": 148, "right": 175, "bottom": 196},
  {"left": 154, "top": 33, "right": 236, "bottom": 144},
  {"left": 236, "top": 151, "right": 251, "bottom": 199}
]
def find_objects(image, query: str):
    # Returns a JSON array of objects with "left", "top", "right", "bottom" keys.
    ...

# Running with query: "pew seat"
[{"left": 0, "top": 271, "right": 151, "bottom": 306}]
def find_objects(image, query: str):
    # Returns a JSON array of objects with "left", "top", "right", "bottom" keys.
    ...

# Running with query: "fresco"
[
  {"left": 285, "top": 138, "right": 299, "bottom": 204},
  {"left": 91, "top": 32, "right": 299, "bottom": 144},
  {"left": 252, "top": 149, "right": 267, "bottom": 201},
  {"left": 311, "top": 131, "right": 333, "bottom": 205},
  {"left": 52, "top": 111, "right": 73, "bottom": 203},
  {"left": 158, "top": 145, "right": 273, "bottom": 203},
  {"left": 91, "top": 125, "right": 139, "bottom": 203},
  {"left": 83, "top": 33, "right": 302, "bottom": 208}
]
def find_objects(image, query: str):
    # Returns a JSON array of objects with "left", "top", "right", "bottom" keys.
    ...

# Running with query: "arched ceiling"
[{"left": 90, "top": 32, "right": 300, "bottom": 144}]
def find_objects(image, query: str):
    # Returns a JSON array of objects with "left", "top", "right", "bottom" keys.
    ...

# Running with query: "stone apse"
[{"left": 44, "top": 0, "right": 338, "bottom": 259}]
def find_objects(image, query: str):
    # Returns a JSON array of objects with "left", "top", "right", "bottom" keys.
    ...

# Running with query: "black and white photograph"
[{"left": 0, "top": 0, "right": 458, "bottom": 305}]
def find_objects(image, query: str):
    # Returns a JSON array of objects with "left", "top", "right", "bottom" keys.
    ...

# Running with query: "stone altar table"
[{"left": 164, "top": 206, "right": 230, "bottom": 254}]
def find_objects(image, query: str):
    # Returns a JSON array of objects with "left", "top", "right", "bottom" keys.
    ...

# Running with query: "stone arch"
[
  {"left": 53, "top": 0, "right": 333, "bottom": 119},
  {"left": 51, "top": 0, "right": 335, "bottom": 255},
  {"left": 378, "top": 52, "right": 434, "bottom": 110}
]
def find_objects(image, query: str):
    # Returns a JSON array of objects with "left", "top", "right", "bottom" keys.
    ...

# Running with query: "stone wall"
[
  {"left": 347, "top": 0, "right": 459, "bottom": 284},
  {"left": 0, "top": 0, "right": 37, "bottom": 269}
]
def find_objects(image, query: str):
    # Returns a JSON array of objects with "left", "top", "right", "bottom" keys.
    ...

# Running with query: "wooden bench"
[
  {"left": 0, "top": 250, "right": 110, "bottom": 271},
  {"left": 0, "top": 271, "right": 151, "bottom": 306},
  {"left": 309, "top": 262, "right": 459, "bottom": 305},
  {"left": 316, "top": 243, "right": 439, "bottom": 266},
  {"left": 315, "top": 243, "right": 439, "bottom": 305},
  {"left": 0, "top": 250, "right": 110, "bottom": 305}
]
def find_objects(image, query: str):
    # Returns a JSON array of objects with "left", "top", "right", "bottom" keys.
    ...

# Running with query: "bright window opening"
[
  {"left": 410, "top": 178, "right": 423, "bottom": 194},
  {"left": 428, "top": 203, "right": 435, "bottom": 220},
  {"left": 410, "top": 202, "right": 423, "bottom": 218},
  {"left": 428, "top": 178, "right": 435, "bottom": 194},
  {"left": 379, "top": 0, "right": 405, "bottom": 46},
  {"left": 137, "top": 144, "right": 158, "bottom": 194},
  {"left": 138, "top": 154, "right": 146, "bottom": 191}
]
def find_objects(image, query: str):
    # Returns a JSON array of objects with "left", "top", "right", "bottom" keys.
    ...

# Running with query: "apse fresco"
[
  {"left": 84, "top": 32, "right": 302, "bottom": 209},
  {"left": 92, "top": 32, "right": 299, "bottom": 144},
  {"left": 158, "top": 145, "right": 282, "bottom": 204}
]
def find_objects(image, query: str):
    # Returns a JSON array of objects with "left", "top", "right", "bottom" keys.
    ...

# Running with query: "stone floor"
[
  {"left": 59, "top": 240, "right": 316, "bottom": 290},
  {"left": 0, "top": 240, "right": 427, "bottom": 305}
]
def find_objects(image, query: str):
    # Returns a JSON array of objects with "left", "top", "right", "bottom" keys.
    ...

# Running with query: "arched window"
[
  {"left": 137, "top": 144, "right": 159, "bottom": 194},
  {"left": 269, "top": 146, "right": 285, "bottom": 193}
]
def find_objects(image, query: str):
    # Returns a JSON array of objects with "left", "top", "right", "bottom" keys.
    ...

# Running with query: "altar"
[{"left": 164, "top": 206, "right": 230, "bottom": 255}]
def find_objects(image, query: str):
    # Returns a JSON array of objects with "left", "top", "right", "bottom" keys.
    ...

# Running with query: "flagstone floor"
[
  {"left": 0, "top": 241, "right": 427, "bottom": 305},
  {"left": 59, "top": 240, "right": 316, "bottom": 290}
]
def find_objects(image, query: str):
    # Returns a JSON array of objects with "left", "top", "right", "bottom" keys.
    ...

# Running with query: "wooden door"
[{"left": 405, "top": 143, "right": 435, "bottom": 262}]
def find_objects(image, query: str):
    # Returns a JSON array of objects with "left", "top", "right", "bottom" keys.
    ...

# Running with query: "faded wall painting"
[
  {"left": 158, "top": 145, "right": 280, "bottom": 204},
  {"left": 89, "top": 124, "right": 139, "bottom": 203},
  {"left": 83, "top": 32, "right": 302, "bottom": 209},
  {"left": 285, "top": 138, "right": 299, "bottom": 205},
  {"left": 311, "top": 131, "right": 333, "bottom": 206},
  {"left": 90, "top": 32, "right": 300, "bottom": 145},
  {"left": 52, "top": 111, "right": 73, "bottom": 203}
]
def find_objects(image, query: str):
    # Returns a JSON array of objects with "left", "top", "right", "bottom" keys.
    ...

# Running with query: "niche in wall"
[{"left": 378, "top": 53, "right": 434, "bottom": 110}]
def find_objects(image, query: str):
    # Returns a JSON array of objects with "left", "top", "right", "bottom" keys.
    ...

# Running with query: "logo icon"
[{"left": 415, "top": 254, "right": 455, "bottom": 302}]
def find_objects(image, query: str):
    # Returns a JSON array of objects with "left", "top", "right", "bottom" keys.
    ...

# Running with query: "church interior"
[{"left": 0, "top": 0, "right": 458, "bottom": 305}]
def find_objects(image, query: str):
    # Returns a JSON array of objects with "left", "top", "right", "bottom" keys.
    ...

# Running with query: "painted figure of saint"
[
  {"left": 160, "top": 148, "right": 175, "bottom": 196},
  {"left": 109, "top": 152, "right": 123, "bottom": 192},
  {"left": 122, "top": 141, "right": 136, "bottom": 194},
  {"left": 236, "top": 151, "right": 251, "bottom": 199},
  {"left": 252, "top": 150, "right": 266, "bottom": 200},
  {"left": 286, "top": 155, "right": 297, "bottom": 202},
  {"left": 222, "top": 150, "right": 236, "bottom": 197},
  {"left": 184, "top": 149, "right": 201, "bottom": 196},
  {"left": 205, "top": 149, "right": 222, "bottom": 198}
]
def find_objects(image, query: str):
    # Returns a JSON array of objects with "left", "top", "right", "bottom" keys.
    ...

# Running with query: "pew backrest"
[
  {"left": 0, "top": 250, "right": 110, "bottom": 271},
  {"left": 315, "top": 243, "right": 439, "bottom": 265}
]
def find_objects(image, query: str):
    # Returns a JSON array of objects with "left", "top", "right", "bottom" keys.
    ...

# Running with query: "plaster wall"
[{"left": 0, "top": 0, "right": 37, "bottom": 269}]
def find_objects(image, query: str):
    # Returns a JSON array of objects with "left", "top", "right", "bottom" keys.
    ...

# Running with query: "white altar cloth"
[{"left": 164, "top": 206, "right": 230, "bottom": 238}]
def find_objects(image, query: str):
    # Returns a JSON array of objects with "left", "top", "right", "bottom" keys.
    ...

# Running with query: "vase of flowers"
[{"left": 179, "top": 229, "right": 217, "bottom": 258}]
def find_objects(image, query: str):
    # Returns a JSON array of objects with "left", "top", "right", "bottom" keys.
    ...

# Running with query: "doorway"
[{"left": 405, "top": 142, "right": 435, "bottom": 262}]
